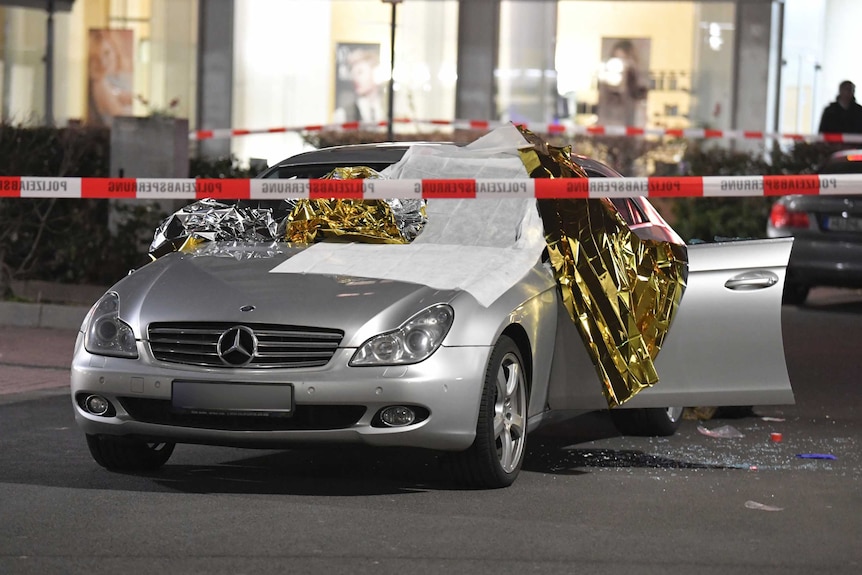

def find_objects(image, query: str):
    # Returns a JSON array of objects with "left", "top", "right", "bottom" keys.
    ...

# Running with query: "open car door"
[
  {"left": 625, "top": 237, "right": 794, "bottom": 409},
  {"left": 548, "top": 237, "right": 794, "bottom": 410}
]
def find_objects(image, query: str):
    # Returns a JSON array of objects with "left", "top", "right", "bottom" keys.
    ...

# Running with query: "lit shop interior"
[{"left": 0, "top": 0, "right": 857, "bottom": 164}]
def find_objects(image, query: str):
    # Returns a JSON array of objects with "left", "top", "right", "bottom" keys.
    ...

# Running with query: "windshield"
[{"left": 416, "top": 198, "right": 536, "bottom": 248}]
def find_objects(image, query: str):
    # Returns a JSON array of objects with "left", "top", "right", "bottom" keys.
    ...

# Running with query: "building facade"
[{"left": 0, "top": 0, "right": 858, "bottom": 165}]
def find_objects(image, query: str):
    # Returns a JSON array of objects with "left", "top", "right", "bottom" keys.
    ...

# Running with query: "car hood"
[{"left": 111, "top": 245, "right": 458, "bottom": 347}]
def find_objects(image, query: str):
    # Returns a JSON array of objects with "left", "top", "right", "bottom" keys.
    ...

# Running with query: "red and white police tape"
[
  {"left": 4, "top": 174, "right": 862, "bottom": 200},
  {"left": 189, "top": 118, "right": 862, "bottom": 145}
]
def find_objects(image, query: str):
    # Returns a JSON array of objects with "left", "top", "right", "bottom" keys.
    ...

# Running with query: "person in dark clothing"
[{"left": 818, "top": 80, "right": 862, "bottom": 134}]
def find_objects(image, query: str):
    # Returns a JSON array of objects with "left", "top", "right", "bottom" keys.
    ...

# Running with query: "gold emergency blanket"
[
  {"left": 286, "top": 167, "right": 416, "bottom": 244},
  {"left": 286, "top": 198, "right": 406, "bottom": 244},
  {"left": 518, "top": 127, "right": 687, "bottom": 407}
]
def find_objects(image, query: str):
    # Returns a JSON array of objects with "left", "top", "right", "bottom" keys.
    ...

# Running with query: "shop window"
[{"left": 555, "top": 1, "right": 735, "bottom": 132}]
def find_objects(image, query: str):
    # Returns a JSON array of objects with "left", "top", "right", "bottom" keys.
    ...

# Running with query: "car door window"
[{"left": 610, "top": 197, "right": 648, "bottom": 226}]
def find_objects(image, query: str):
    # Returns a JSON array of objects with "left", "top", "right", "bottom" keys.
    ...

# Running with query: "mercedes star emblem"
[{"left": 217, "top": 326, "right": 258, "bottom": 367}]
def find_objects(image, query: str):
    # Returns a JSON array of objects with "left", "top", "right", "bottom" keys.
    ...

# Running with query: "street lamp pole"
[
  {"left": 45, "top": 0, "right": 55, "bottom": 126},
  {"left": 382, "top": 0, "right": 402, "bottom": 141}
]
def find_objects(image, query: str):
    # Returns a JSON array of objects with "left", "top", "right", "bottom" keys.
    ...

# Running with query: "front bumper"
[{"left": 71, "top": 333, "right": 491, "bottom": 452}]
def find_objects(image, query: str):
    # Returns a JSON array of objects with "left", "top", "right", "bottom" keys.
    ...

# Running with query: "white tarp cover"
[{"left": 269, "top": 125, "right": 548, "bottom": 306}]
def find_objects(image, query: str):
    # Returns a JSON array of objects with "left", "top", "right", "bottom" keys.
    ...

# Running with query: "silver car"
[{"left": 71, "top": 141, "right": 794, "bottom": 488}]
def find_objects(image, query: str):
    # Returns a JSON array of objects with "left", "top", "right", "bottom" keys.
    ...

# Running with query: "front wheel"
[
  {"left": 86, "top": 434, "right": 175, "bottom": 472},
  {"left": 610, "top": 406, "right": 684, "bottom": 437},
  {"left": 449, "top": 335, "right": 528, "bottom": 488}
]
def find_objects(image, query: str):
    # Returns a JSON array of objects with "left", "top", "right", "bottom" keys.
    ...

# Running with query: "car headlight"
[
  {"left": 83, "top": 292, "right": 138, "bottom": 358},
  {"left": 350, "top": 304, "right": 454, "bottom": 366}
]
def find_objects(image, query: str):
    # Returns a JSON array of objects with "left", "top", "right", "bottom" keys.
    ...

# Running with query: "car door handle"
[{"left": 724, "top": 271, "right": 779, "bottom": 290}]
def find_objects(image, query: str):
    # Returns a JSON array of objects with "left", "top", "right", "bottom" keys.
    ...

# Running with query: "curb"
[{"left": 0, "top": 301, "right": 88, "bottom": 331}]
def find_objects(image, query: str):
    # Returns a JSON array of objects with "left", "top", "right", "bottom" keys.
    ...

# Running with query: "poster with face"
[
  {"left": 597, "top": 37, "right": 651, "bottom": 127},
  {"left": 333, "top": 42, "right": 384, "bottom": 124},
  {"left": 87, "top": 29, "right": 134, "bottom": 127}
]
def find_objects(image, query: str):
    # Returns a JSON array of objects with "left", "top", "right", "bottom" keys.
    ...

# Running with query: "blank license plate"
[
  {"left": 826, "top": 216, "right": 862, "bottom": 232},
  {"left": 172, "top": 381, "right": 293, "bottom": 417}
]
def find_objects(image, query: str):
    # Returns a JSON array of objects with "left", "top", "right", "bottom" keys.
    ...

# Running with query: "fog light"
[
  {"left": 85, "top": 394, "right": 111, "bottom": 416},
  {"left": 380, "top": 406, "right": 416, "bottom": 427}
]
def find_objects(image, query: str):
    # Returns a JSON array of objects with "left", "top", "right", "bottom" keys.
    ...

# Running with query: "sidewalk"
[
  {"left": 0, "top": 300, "right": 89, "bottom": 331},
  {"left": 0, "top": 325, "right": 78, "bottom": 398},
  {"left": 0, "top": 281, "right": 99, "bottom": 398},
  {"left": 0, "top": 279, "right": 102, "bottom": 331}
]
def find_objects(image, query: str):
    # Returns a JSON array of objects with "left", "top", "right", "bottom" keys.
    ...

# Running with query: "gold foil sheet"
[
  {"left": 284, "top": 166, "right": 422, "bottom": 244},
  {"left": 518, "top": 126, "right": 687, "bottom": 408},
  {"left": 285, "top": 198, "right": 407, "bottom": 244},
  {"left": 518, "top": 128, "right": 589, "bottom": 180},
  {"left": 327, "top": 166, "right": 381, "bottom": 180}
]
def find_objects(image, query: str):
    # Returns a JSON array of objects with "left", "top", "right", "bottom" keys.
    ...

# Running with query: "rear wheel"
[
  {"left": 86, "top": 434, "right": 175, "bottom": 472},
  {"left": 611, "top": 406, "right": 684, "bottom": 437},
  {"left": 449, "top": 335, "right": 528, "bottom": 488}
]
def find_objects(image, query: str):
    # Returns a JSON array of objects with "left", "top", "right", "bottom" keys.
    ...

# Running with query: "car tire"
[
  {"left": 782, "top": 281, "right": 809, "bottom": 306},
  {"left": 85, "top": 434, "right": 175, "bottom": 472},
  {"left": 610, "top": 406, "right": 684, "bottom": 437},
  {"left": 449, "top": 335, "right": 528, "bottom": 489}
]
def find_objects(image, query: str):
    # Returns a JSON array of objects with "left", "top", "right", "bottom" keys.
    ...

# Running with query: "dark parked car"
[{"left": 767, "top": 148, "right": 862, "bottom": 304}]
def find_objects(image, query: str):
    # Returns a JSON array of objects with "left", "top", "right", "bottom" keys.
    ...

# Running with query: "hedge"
[{"left": 0, "top": 123, "right": 851, "bottom": 299}]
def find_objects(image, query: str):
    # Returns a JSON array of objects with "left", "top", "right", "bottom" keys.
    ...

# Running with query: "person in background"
[
  {"left": 87, "top": 29, "right": 133, "bottom": 127},
  {"left": 333, "top": 47, "right": 384, "bottom": 123},
  {"left": 597, "top": 39, "right": 649, "bottom": 128},
  {"left": 818, "top": 80, "right": 862, "bottom": 135}
]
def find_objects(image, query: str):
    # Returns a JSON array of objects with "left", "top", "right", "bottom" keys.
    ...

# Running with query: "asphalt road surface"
[{"left": 0, "top": 288, "right": 860, "bottom": 575}]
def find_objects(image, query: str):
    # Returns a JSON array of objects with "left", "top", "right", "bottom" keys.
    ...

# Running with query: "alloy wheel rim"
[
  {"left": 666, "top": 406, "right": 684, "bottom": 423},
  {"left": 494, "top": 352, "right": 526, "bottom": 473}
]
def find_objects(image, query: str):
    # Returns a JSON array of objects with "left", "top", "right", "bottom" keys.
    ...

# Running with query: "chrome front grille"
[{"left": 148, "top": 322, "right": 344, "bottom": 368}]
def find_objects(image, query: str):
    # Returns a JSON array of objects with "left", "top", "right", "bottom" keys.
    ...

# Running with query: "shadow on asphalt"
[
  {"left": 88, "top": 413, "right": 734, "bottom": 495},
  {"left": 523, "top": 411, "right": 731, "bottom": 476},
  {"left": 148, "top": 447, "right": 453, "bottom": 496},
  {"left": 1, "top": 399, "right": 740, "bottom": 497}
]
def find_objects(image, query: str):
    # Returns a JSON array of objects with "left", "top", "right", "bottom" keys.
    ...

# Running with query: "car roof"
[
  {"left": 259, "top": 143, "right": 432, "bottom": 179},
  {"left": 247, "top": 140, "right": 675, "bottom": 242},
  {"left": 259, "top": 141, "right": 623, "bottom": 179}
]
